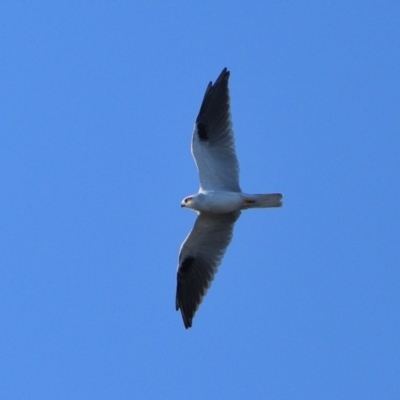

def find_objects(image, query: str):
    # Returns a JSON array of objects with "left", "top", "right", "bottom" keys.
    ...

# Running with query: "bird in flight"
[{"left": 176, "top": 68, "right": 283, "bottom": 329}]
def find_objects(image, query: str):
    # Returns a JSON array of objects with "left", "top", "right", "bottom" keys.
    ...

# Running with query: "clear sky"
[{"left": 1, "top": 2, "right": 399, "bottom": 399}]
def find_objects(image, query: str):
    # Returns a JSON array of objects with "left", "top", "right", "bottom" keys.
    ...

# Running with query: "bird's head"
[{"left": 181, "top": 196, "right": 194, "bottom": 209}]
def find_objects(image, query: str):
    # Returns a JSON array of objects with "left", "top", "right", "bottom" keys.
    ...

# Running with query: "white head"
[
  {"left": 181, "top": 195, "right": 195, "bottom": 209},
  {"left": 181, "top": 194, "right": 203, "bottom": 211}
]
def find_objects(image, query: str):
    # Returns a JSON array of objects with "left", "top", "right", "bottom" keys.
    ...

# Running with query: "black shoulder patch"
[
  {"left": 196, "top": 122, "right": 208, "bottom": 141},
  {"left": 179, "top": 256, "right": 195, "bottom": 275}
]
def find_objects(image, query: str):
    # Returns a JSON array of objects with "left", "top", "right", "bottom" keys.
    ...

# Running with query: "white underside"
[
  {"left": 190, "top": 191, "right": 244, "bottom": 213},
  {"left": 184, "top": 190, "right": 283, "bottom": 214}
]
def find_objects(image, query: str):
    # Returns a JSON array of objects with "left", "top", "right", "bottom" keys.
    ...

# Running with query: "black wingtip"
[
  {"left": 176, "top": 297, "right": 193, "bottom": 329},
  {"left": 184, "top": 318, "right": 192, "bottom": 329},
  {"left": 215, "top": 67, "right": 230, "bottom": 83},
  {"left": 195, "top": 68, "right": 231, "bottom": 142},
  {"left": 176, "top": 256, "right": 196, "bottom": 329},
  {"left": 206, "top": 68, "right": 230, "bottom": 92}
]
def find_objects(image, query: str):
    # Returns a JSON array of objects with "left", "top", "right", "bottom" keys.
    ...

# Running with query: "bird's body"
[
  {"left": 176, "top": 68, "right": 282, "bottom": 329},
  {"left": 183, "top": 190, "right": 244, "bottom": 213},
  {"left": 183, "top": 190, "right": 283, "bottom": 214}
]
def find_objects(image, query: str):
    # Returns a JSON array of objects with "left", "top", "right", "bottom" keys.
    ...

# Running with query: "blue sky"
[{"left": 1, "top": 2, "right": 399, "bottom": 399}]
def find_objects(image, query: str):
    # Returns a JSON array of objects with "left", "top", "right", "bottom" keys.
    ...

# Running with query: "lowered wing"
[{"left": 176, "top": 211, "right": 241, "bottom": 328}]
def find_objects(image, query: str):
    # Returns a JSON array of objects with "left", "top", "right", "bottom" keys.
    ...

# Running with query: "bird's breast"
[{"left": 197, "top": 191, "right": 243, "bottom": 213}]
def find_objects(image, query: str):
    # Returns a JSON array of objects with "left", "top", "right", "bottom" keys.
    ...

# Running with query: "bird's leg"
[{"left": 242, "top": 197, "right": 256, "bottom": 209}]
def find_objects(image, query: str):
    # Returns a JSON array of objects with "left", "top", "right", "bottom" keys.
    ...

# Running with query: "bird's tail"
[{"left": 242, "top": 193, "right": 283, "bottom": 209}]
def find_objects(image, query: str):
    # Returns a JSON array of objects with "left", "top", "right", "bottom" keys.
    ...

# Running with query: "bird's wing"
[
  {"left": 192, "top": 68, "right": 241, "bottom": 192},
  {"left": 176, "top": 211, "right": 241, "bottom": 328}
]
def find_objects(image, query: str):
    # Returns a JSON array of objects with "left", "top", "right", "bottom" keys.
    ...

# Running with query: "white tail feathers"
[{"left": 242, "top": 193, "right": 283, "bottom": 209}]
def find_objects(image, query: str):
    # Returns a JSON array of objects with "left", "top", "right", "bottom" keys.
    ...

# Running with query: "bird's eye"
[{"left": 185, "top": 197, "right": 192, "bottom": 204}]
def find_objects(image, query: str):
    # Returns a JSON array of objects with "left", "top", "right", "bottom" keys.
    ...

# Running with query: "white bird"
[{"left": 176, "top": 68, "right": 283, "bottom": 328}]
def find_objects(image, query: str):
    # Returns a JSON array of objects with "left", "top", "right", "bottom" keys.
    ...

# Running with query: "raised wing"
[
  {"left": 192, "top": 68, "right": 241, "bottom": 192},
  {"left": 176, "top": 211, "right": 241, "bottom": 328}
]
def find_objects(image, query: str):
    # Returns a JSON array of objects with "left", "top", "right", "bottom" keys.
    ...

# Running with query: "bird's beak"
[{"left": 181, "top": 204, "right": 185, "bottom": 208}]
